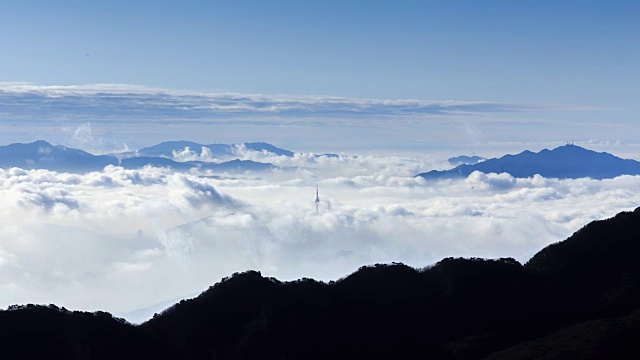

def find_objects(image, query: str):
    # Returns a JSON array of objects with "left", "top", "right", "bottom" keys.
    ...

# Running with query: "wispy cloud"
[
  {"left": 0, "top": 82, "right": 559, "bottom": 122},
  {"left": 0, "top": 82, "right": 627, "bottom": 158}
]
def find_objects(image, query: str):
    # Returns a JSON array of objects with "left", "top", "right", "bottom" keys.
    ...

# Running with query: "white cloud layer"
[{"left": 0, "top": 152, "right": 639, "bottom": 323}]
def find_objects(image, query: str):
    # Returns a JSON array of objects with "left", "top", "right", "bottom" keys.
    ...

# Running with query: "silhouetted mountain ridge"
[
  {"left": 0, "top": 304, "right": 173, "bottom": 359},
  {"left": 4, "top": 207, "right": 640, "bottom": 358},
  {"left": 419, "top": 144, "right": 640, "bottom": 180}
]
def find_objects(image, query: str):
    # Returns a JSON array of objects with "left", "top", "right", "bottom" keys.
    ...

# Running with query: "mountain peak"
[
  {"left": 136, "top": 141, "right": 295, "bottom": 158},
  {"left": 447, "top": 155, "right": 486, "bottom": 166},
  {"left": 23, "top": 140, "right": 54, "bottom": 148},
  {"left": 418, "top": 145, "right": 640, "bottom": 180},
  {"left": 0, "top": 141, "right": 117, "bottom": 172},
  {"left": 552, "top": 143, "right": 590, "bottom": 152}
]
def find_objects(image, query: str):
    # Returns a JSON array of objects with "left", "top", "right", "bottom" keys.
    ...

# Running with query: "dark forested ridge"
[{"left": 4, "top": 207, "right": 640, "bottom": 359}]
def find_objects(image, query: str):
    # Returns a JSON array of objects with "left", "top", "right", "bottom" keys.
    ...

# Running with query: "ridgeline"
[{"left": 4, "top": 207, "right": 640, "bottom": 359}]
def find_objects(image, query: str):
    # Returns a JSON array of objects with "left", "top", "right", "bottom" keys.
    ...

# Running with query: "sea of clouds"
[
  {"left": 0, "top": 82, "right": 638, "bottom": 322},
  {"left": 1, "top": 146, "right": 640, "bottom": 323}
]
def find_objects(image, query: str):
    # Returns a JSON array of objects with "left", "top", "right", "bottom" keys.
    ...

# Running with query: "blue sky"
[
  {"left": 3, "top": 1, "right": 640, "bottom": 317},
  {"left": 0, "top": 1, "right": 639, "bottom": 155}
]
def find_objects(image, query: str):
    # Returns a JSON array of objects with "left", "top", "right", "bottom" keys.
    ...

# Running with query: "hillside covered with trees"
[{"left": 4, "top": 207, "right": 640, "bottom": 359}]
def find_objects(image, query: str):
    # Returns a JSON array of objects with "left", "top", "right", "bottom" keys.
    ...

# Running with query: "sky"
[
  {"left": 0, "top": 1, "right": 639, "bottom": 156},
  {"left": 1, "top": 1, "right": 640, "bottom": 322}
]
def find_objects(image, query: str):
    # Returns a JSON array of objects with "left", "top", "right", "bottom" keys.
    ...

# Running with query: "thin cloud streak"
[
  {"left": 0, "top": 83, "right": 626, "bottom": 156},
  {"left": 0, "top": 82, "right": 582, "bottom": 122}
]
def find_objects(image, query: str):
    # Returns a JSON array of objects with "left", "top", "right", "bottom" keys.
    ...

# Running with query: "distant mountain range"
[
  {"left": 130, "top": 141, "right": 339, "bottom": 159},
  {"left": 4, "top": 141, "right": 639, "bottom": 182},
  {"left": 447, "top": 155, "right": 486, "bottom": 166},
  {"left": 0, "top": 140, "right": 288, "bottom": 173},
  {"left": 419, "top": 144, "right": 640, "bottom": 180},
  {"left": 131, "top": 141, "right": 295, "bottom": 158},
  {"left": 4, "top": 207, "right": 640, "bottom": 358},
  {"left": 120, "top": 157, "right": 275, "bottom": 172},
  {"left": 0, "top": 140, "right": 118, "bottom": 172}
]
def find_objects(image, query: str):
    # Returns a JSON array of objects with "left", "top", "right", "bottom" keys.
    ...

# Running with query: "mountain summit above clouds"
[
  {"left": 133, "top": 141, "right": 295, "bottom": 158},
  {"left": 0, "top": 140, "right": 283, "bottom": 173},
  {"left": 0, "top": 140, "right": 118, "bottom": 172},
  {"left": 418, "top": 144, "right": 640, "bottom": 180},
  {"left": 447, "top": 155, "right": 486, "bottom": 166}
]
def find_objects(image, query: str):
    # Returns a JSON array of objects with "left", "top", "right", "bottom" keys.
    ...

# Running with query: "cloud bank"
[
  {"left": 0, "top": 82, "right": 536, "bottom": 121},
  {"left": 0, "top": 82, "right": 631, "bottom": 158},
  {"left": 0, "top": 151, "right": 639, "bottom": 323}
]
